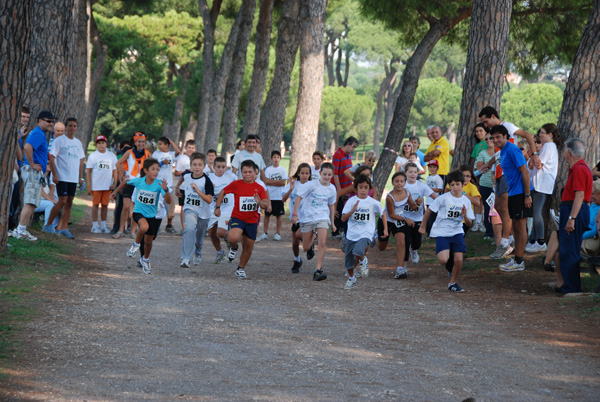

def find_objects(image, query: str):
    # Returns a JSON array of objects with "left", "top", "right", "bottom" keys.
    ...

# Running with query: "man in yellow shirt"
[{"left": 424, "top": 125, "right": 450, "bottom": 182}]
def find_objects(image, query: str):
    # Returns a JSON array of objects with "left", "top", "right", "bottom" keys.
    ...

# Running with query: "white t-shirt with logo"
[
  {"left": 87, "top": 150, "right": 117, "bottom": 191},
  {"left": 231, "top": 150, "right": 266, "bottom": 177},
  {"left": 152, "top": 150, "right": 176, "bottom": 188},
  {"left": 264, "top": 165, "right": 289, "bottom": 201},
  {"left": 404, "top": 181, "right": 435, "bottom": 222},
  {"left": 175, "top": 154, "right": 191, "bottom": 173},
  {"left": 208, "top": 170, "right": 238, "bottom": 216},
  {"left": 181, "top": 172, "right": 214, "bottom": 218},
  {"left": 50, "top": 135, "right": 85, "bottom": 183},
  {"left": 284, "top": 180, "right": 311, "bottom": 222},
  {"left": 428, "top": 192, "right": 475, "bottom": 238},
  {"left": 425, "top": 174, "right": 444, "bottom": 206},
  {"left": 297, "top": 180, "right": 337, "bottom": 224},
  {"left": 343, "top": 195, "right": 383, "bottom": 242},
  {"left": 310, "top": 166, "right": 321, "bottom": 180}
]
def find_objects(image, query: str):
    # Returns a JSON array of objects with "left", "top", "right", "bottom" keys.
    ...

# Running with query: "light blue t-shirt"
[
  {"left": 500, "top": 141, "right": 527, "bottom": 196},
  {"left": 129, "top": 177, "right": 166, "bottom": 218}
]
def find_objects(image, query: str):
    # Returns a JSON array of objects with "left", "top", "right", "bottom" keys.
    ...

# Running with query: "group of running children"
[{"left": 87, "top": 134, "right": 478, "bottom": 292}]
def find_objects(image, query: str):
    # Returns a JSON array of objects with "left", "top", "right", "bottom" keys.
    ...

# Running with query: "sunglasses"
[
  {"left": 42, "top": 119, "right": 54, "bottom": 124},
  {"left": 403, "top": 145, "right": 412, "bottom": 148},
  {"left": 485, "top": 137, "right": 492, "bottom": 141}
]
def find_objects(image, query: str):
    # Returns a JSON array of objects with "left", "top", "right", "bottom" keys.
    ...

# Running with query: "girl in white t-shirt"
[
  {"left": 292, "top": 162, "right": 337, "bottom": 281},
  {"left": 282, "top": 163, "right": 312, "bottom": 273}
]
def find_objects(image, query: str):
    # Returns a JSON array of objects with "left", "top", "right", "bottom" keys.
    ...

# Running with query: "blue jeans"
[{"left": 558, "top": 202, "right": 590, "bottom": 293}]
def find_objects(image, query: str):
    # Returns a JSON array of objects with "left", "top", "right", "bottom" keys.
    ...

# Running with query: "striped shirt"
[{"left": 332, "top": 148, "right": 353, "bottom": 188}]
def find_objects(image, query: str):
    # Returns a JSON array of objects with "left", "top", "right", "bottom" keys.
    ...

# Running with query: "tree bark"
[
  {"left": 169, "top": 65, "right": 192, "bottom": 142},
  {"left": 221, "top": 1, "right": 257, "bottom": 155},
  {"left": 259, "top": 0, "right": 302, "bottom": 162},
  {"left": 452, "top": 0, "right": 512, "bottom": 170},
  {"left": 372, "top": 8, "right": 472, "bottom": 198},
  {"left": 194, "top": 0, "right": 223, "bottom": 149},
  {"left": 335, "top": 46, "right": 344, "bottom": 87},
  {"left": 183, "top": 114, "right": 197, "bottom": 145},
  {"left": 383, "top": 75, "right": 401, "bottom": 144},
  {"left": 241, "top": 0, "right": 274, "bottom": 141},
  {"left": 373, "top": 61, "right": 397, "bottom": 157},
  {"left": 554, "top": 0, "right": 600, "bottom": 207},
  {"left": 288, "top": 0, "right": 327, "bottom": 175},
  {"left": 204, "top": 0, "right": 254, "bottom": 151},
  {"left": 0, "top": 0, "right": 34, "bottom": 251}
]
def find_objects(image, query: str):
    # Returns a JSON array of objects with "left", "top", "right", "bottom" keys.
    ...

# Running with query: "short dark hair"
[
  {"left": 185, "top": 139, "right": 196, "bottom": 147},
  {"left": 354, "top": 165, "right": 372, "bottom": 178},
  {"left": 246, "top": 134, "right": 259, "bottom": 142},
  {"left": 236, "top": 139, "right": 245, "bottom": 149},
  {"left": 271, "top": 150, "right": 281, "bottom": 158},
  {"left": 207, "top": 149, "right": 217, "bottom": 155},
  {"left": 404, "top": 162, "right": 419, "bottom": 172},
  {"left": 292, "top": 163, "right": 312, "bottom": 181},
  {"left": 391, "top": 171, "right": 407, "bottom": 183},
  {"left": 353, "top": 174, "right": 372, "bottom": 189},
  {"left": 447, "top": 170, "right": 465, "bottom": 185},
  {"left": 65, "top": 117, "right": 77, "bottom": 125},
  {"left": 214, "top": 156, "right": 226, "bottom": 165},
  {"left": 409, "top": 135, "right": 420, "bottom": 145},
  {"left": 158, "top": 136, "right": 170, "bottom": 145},
  {"left": 190, "top": 152, "right": 205, "bottom": 163},
  {"left": 21, "top": 106, "right": 31, "bottom": 114},
  {"left": 140, "top": 158, "right": 159, "bottom": 177},
  {"left": 489, "top": 124, "right": 509, "bottom": 138},
  {"left": 320, "top": 162, "right": 334, "bottom": 174},
  {"left": 241, "top": 159, "right": 259, "bottom": 171},
  {"left": 344, "top": 136, "right": 359, "bottom": 146},
  {"left": 479, "top": 106, "right": 499, "bottom": 119},
  {"left": 312, "top": 150, "right": 325, "bottom": 159}
]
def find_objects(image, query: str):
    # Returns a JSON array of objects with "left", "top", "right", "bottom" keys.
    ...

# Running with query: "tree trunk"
[
  {"left": 241, "top": 0, "right": 274, "bottom": 140},
  {"left": 65, "top": 0, "right": 89, "bottom": 137},
  {"left": 169, "top": 65, "right": 192, "bottom": 142},
  {"left": 373, "top": 62, "right": 397, "bottom": 157},
  {"left": 222, "top": 2, "right": 257, "bottom": 155},
  {"left": 0, "top": 0, "right": 34, "bottom": 251},
  {"left": 183, "top": 114, "right": 197, "bottom": 145},
  {"left": 259, "top": 0, "right": 302, "bottom": 162},
  {"left": 194, "top": 0, "right": 223, "bottom": 148},
  {"left": 335, "top": 46, "right": 344, "bottom": 87},
  {"left": 553, "top": 0, "right": 600, "bottom": 209},
  {"left": 453, "top": 0, "right": 512, "bottom": 170},
  {"left": 288, "top": 0, "right": 327, "bottom": 175},
  {"left": 325, "top": 42, "right": 336, "bottom": 86},
  {"left": 383, "top": 75, "right": 401, "bottom": 144},
  {"left": 343, "top": 45, "right": 350, "bottom": 87},
  {"left": 204, "top": 0, "right": 255, "bottom": 151},
  {"left": 372, "top": 8, "right": 472, "bottom": 198},
  {"left": 324, "top": 128, "right": 332, "bottom": 155}
]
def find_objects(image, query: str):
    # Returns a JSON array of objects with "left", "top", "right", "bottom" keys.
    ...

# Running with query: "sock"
[
  {"left": 17, "top": 224, "right": 26, "bottom": 232},
  {"left": 537, "top": 239, "right": 545, "bottom": 245},
  {"left": 143, "top": 257, "right": 149, "bottom": 262},
  {"left": 92, "top": 222, "right": 99, "bottom": 228},
  {"left": 500, "top": 238, "right": 509, "bottom": 247},
  {"left": 294, "top": 256, "right": 301, "bottom": 262},
  {"left": 101, "top": 221, "right": 107, "bottom": 228},
  {"left": 133, "top": 242, "right": 140, "bottom": 247},
  {"left": 360, "top": 257, "right": 366, "bottom": 263},
  {"left": 349, "top": 275, "right": 355, "bottom": 280},
  {"left": 515, "top": 256, "right": 524, "bottom": 264},
  {"left": 508, "top": 235, "right": 514, "bottom": 243},
  {"left": 237, "top": 266, "right": 244, "bottom": 270},
  {"left": 476, "top": 214, "right": 482, "bottom": 224}
]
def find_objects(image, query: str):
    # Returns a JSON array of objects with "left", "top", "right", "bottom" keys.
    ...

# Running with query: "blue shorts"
[
  {"left": 229, "top": 217, "right": 259, "bottom": 241},
  {"left": 435, "top": 234, "right": 466, "bottom": 254}
]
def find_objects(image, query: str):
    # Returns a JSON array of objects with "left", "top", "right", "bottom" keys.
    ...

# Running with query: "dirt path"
[{"left": 2, "top": 198, "right": 600, "bottom": 401}]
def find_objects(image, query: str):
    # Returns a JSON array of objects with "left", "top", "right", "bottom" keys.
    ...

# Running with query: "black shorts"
[
  {"left": 508, "top": 194, "right": 533, "bottom": 220},
  {"left": 132, "top": 213, "right": 159, "bottom": 236},
  {"left": 122, "top": 184, "right": 135, "bottom": 199},
  {"left": 291, "top": 223, "right": 300, "bottom": 233},
  {"left": 178, "top": 190, "right": 185, "bottom": 207},
  {"left": 266, "top": 200, "right": 285, "bottom": 217},
  {"left": 56, "top": 181, "right": 77, "bottom": 197},
  {"left": 377, "top": 217, "right": 410, "bottom": 262}
]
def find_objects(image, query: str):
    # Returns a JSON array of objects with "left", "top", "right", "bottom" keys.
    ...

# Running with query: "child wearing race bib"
[
  {"left": 259, "top": 150, "right": 288, "bottom": 241},
  {"left": 174, "top": 153, "right": 214, "bottom": 268},
  {"left": 214, "top": 160, "right": 268, "bottom": 279},
  {"left": 207, "top": 157, "right": 238, "bottom": 263},
  {"left": 282, "top": 163, "right": 312, "bottom": 273},
  {"left": 377, "top": 172, "right": 417, "bottom": 279},
  {"left": 291, "top": 162, "right": 337, "bottom": 282},
  {"left": 420, "top": 170, "right": 475, "bottom": 292},
  {"left": 111, "top": 158, "right": 171, "bottom": 274},
  {"left": 86, "top": 135, "right": 118, "bottom": 233},
  {"left": 341, "top": 175, "right": 387, "bottom": 290},
  {"left": 404, "top": 162, "right": 438, "bottom": 264}
]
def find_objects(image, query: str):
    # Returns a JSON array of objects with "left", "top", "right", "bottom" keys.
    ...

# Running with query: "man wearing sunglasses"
[{"left": 13, "top": 111, "right": 55, "bottom": 241}]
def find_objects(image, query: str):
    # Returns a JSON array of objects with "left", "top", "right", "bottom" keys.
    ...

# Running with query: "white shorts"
[
  {"left": 208, "top": 214, "right": 230, "bottom": 230},
  {"left": 300, "top": 220, "right": 330, "bottom": 233}
]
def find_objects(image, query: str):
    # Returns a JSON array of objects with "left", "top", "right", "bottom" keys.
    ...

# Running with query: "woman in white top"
[
  {"left": 394, "top": 141, "right": 413, "bottom": 172},
  {"left": 526, "top": 123, "right": 561, "bottom": 253}
]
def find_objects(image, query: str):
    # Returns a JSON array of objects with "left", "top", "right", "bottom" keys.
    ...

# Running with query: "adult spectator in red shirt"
[
  {"left": 331, "top": 136, "right": 358, "bottom": 238},
  {"left": 558, "top": 138, "right": 593, "bottom": 295}
]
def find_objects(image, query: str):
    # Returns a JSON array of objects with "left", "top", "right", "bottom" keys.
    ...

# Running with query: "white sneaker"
[
  {"left": 140, "top": 258, "right": 151, "bottom": 274},
  {"left": 344, "top": 277, "right": 357, "bottom": 290},
  {"left": 228, "top": 248, "right": 238, "bottom": 262},
  {"left": 13, "top": 229, "right": 37, "bottom": 241},
  {"left": 410, "top": 248, "right": 419, "bottom": 264},
  {"left": 126, "top": 243, "right": 140, "bottom": 258},
  {"left": 101, "top": 227, "right": 110, "bottom": 234},
  {"left": 273, "top": 233, "right": 282, "bottom": 241},
  {"left": 359, "top": 257, "right": 369, "bottom": 278},
  {"left": 7, "top": 229, "right": 13, "bottom": 237},
  {"left": 394, "top": 266, "right": 408, "bottom": 279},
  {"left": 91, "top": 226, "right": 103, "bottom": 233},
  {"left": 526, "top": 242, "right": 547, "bottom": 253},
  {"left": 478, "top": 223, "right": 486, "bottom": 233},
  {"left": 193, "top": 255, "right": 201, "bottom": 266},
  {"left": 180, "top": 259, "right": 190, "bottom": 268},
  {"left": 257, "top": 233, "right": 268, "bottom": 242},
  {"left": 499, "top": 258, "right": 525, "bottom": 272},
  {"left": 235, "top": 268, "right": 247, "bottom": 279}
]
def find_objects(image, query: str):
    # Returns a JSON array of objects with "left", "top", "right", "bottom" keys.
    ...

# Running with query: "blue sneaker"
[
  {"left": 58, "top": 229, "right": 75, "bottom": 239},
  {"left": 448, "top": 283, "right": 465, "bottom": 292},
  {"left": 43, "top": 225, "right": 56, "bottom": 234}
]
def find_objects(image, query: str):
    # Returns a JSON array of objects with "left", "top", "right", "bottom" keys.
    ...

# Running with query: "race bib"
[
  {"left": 213, "top": 195, "right": 229, "bottom": 204},
  {"left": 395, "top": 219, "right": 406, "bottom": 228},
  {"left": 185, "top": 191, "right": 203, "bottom": 207},
  {"left": 445, "top": 203, "right": 463, "bottom": 221},
  {"left": 137, "top": 190, "right": 157, "bottom": 205},
  {"left": 239, "top": 196, "right": 258, "bottom": 212},
  {"left": 352, "top": 206, "right": 372, "bottom": 225},
  {"left": 98, "top": 160, "right": 111, "bottom": 170}
]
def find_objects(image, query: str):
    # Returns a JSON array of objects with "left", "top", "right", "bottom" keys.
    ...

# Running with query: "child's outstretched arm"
[{"left": 341, "top": 200, "right": 359, "bottom": 222}]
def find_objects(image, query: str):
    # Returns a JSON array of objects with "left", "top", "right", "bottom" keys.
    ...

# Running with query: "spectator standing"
[
  {"left": 469, "top": 123, "right": 489, "bottom": 168},
  {"left": 476, "top": 134, "right": 496, "bottom": 239},
  {"left": 558, "top": 138, "right": 593, "bottom": 295},
  {"left": 424, "top": 125, "right": 450, "bottom": 182},
  {"left": 231, "top": 134, "right": 266, "bottom": 179},
  {"left": 13, "top": 111, "right": 55, "bottom": 241},
  {"left": 394, "top": 140, "right": 413, "bottom": 172},
  {"left": 409, "top": 136, "right": 426, "bottom": 167},
  {"left": 331, "top": 136, "right": 359, "bottom": 238}
]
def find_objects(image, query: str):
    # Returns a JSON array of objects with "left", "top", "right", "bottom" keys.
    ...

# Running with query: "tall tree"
[
  {"left": 289, "top": 0, "right": 327, "bottom": 174},
  {"left": 259, "top": 0, "right": 302, "bottom": 162},
  {"left": 452, "top": 0, "right": 512, "bottom": 169},
  {"left": 554, "top": 0, "right": 600, "bottom": 201},
  {"left": 0, "top": 0, "right": 34, "bottom": 251},
  {"left": 241, "top": 0, "right": 275, "bottom": 142}
]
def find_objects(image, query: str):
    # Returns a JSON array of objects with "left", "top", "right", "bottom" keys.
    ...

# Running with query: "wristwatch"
[
  {"left": 524, "top": 194, "right": 531, "bottom": 197},
  {"left": 568, "top": 216, "right": 576, "bottom": 220},
  {"left": 532, "top": 152, "right": 539, "bottom": 156}
]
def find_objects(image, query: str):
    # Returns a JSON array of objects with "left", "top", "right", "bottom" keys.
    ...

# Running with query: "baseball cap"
[
  {"left": 37, "top": 110, "right": 55, "bottom": 120},
  {"left": 95, "top": 135, "right": 107, "bottom": 143},
  {"left": 427, "top": 160, "right": 439, "bottom": 167}
]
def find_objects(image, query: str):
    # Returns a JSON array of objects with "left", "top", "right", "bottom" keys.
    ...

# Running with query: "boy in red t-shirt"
[{"left": 214, "top": 160, "right": 268, "bottom": 279}]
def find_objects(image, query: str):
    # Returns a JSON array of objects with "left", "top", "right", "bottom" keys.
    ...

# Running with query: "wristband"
[
  {"left": 292, "top": 213, "right": 298, "bottom": 216},
  {"left": 215, "top": 205, "right": 220, "bottom": 209}
]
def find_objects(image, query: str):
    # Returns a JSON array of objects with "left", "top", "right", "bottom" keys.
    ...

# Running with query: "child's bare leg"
[
  {"left": 228, "top": 228, "right": 242, "bottom": 251},
  {"left": 92, "top": 204, "right": 99, "bottom": 223},
  {"left": 302, "top": 231, "right": 314, "bottom": 252},
  {"left": 135, "top": 219, "right": 149, "bottom": 244},
  {"left": 315, "top": 227, "right": 328, "bottom": 269},
  {"left": 450, "top": 252, "right": 464, "bottom": 284},
  {"left": 118, "top": 199, "right": 131, "bottom": 233},
  {"left": 143, "top": 234, "right": 153, "bottom": 259},
  {"left": 263, "top": 215, "right": 270, "bottom": 235},
  {"left": 394, "top": 232, "right": 406, "bottom": 267},
  {"left": 292, "top": 230, "right": 301, "bottom": 257},
  {"left": 437, "top": 249, "right": 450, "bottom": 265},
  {"left": 209, "top": 225, "right": 221, "bottom": 251},
  {"left": 239, "top": 236, "right": 255, "bottom": 268},
  {"left": 276, "top": 215, "right": 283, "bottom": 235},
  {"left": 100, "top": 205, "right": 108, "bottom": 222}
]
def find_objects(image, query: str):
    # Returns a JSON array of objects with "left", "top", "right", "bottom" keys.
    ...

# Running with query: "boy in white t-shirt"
[
  {"left": 174, "top": 139, "right": 197, "bottom": 232},
  {"left": 86, "top": 135, "right": 118, "bottom": 233},
  {"left": 341, "top": 175, "right": 387, "bottom": 290},
  {"left": 204, "top": 149, "right": 217, "bottom": 174},
  {"left": 207, "top": 157, "right": 238, "bottom": 263},
  {"left": 258, "top": 150, "right": 288, "bottom": 241},
  {"left": 152, "top": 136, "right": 180, "bottom": 233},
  {"left": 311, "top": 150, "right": 324, "bottom": 180},
  {"left": 425, "top": 160, "right": 444, "bottom": 233},
  {"left": 420, "top": 170, "right": 475, "bottom": 292}
]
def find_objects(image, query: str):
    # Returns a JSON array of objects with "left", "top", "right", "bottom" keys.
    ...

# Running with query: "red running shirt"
[{"left": 223, "top": 180, "right": 268, "bottom": 224}]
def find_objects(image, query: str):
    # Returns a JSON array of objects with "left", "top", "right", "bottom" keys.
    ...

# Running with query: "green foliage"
[
  {"left": 500, "top": 83, "right": 564, "bottom": 135},
  {"left": 407, "top": 77, "right": 462, "bottom": 134},
  {"left": 320, "top": 86, "right": 375, "bottom": 143}
]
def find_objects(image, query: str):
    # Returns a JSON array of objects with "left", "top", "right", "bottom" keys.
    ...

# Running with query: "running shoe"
[
  {"left": 101, "top": 227, "right": 111, "bottom": 234},
  {"left": 137, "top": 260, "right": 143, "bottom": 268},
  {"left": 214, "top": 250, "right": 226, "bottom": 264},
  {"left": 478, "top": 223, "right": 486, "bottom": 233},
  {"left": 359, "top": 257, "right": 369, "bottom": 278},
  {"left": 43, "top": 225, "right": 56, "bottom": 234},
  {"left": 228, "top": 248, "right": 238, "bottom": 262},
  {"left": 525, "top": 242, "right": 547, "bottom": 253},
  {"left": 112, "top": 231, "right": 123, "bottom": 239},
  {"left": 291, "top": 259, "right": 303, "bottom": 273},
  {"left": 490, "top": 243, "right": 513, "bottom": 259},
  {"left": 140, "top": 258, "right": 151, "bottom": 274},
  {"left": 410, "top": 248, "right": 419, "bottom": 264},
  {"left": 13, "top": 229, "right": 37, "bottom": 241},
  {"left": 91, "top": 226, "right": 103, "bottom": 234},
  {"left": 307, "top": 244, "right": 315, "bottom": 260},
  {"left": 273, "top": 233, "right": 282, "bottom": 241},
  {"left": 126, "top": 243, "right": 140, "bottom": 258},
  {"left": 499, "top": 258, "right": 525, "bottom": 272},
  {"left": 394, "top": 266, "right": 408, "bottom": 279},
  {"left": 448, "top": 283, "right": 465, "bottom": 292},
  {"left": 180, "top": 259, "right": 190, "bottom": 268},
  {"left": 257, "top": 233, "right": 268, "bottom": 242},
  {"left": 313, "top": 269, "right": 327, "bottom": 281},
  {"left": 193, "top": 254, "right": 201, "bottom": 266},
  {"left": 235, "top": 268, "right": 247, "bottom": 279},
  {"left": 164, "top": 225, "right": 177, "bottom": 234},
  {"left": 344, "top": 277, "right": 357, "bottom": 290}
]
